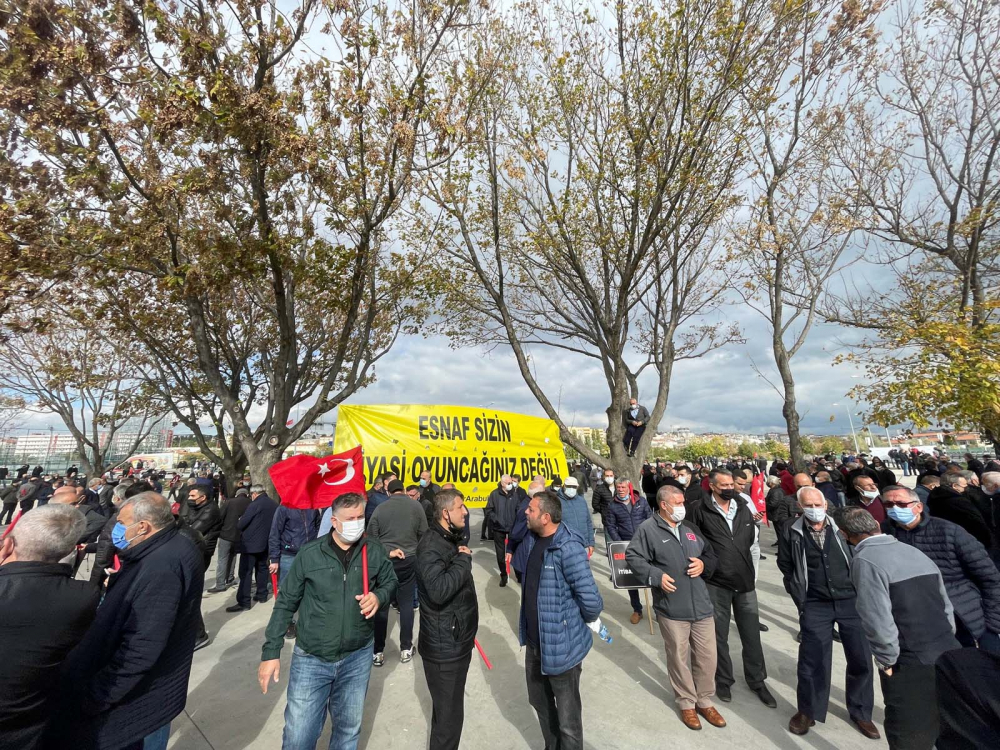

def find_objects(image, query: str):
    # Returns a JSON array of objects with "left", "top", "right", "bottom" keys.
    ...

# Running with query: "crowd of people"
[{"left": 1, "top": 446, "right": 999, "bottom": 750}]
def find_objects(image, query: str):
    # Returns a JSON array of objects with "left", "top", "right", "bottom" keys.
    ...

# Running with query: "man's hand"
[
  {"left": 356, "top": 592, "right": 380, "bottom": 619},
  {"left": 687, "top": 556, "right": 704, "bottom": 578},
  {"left": 883, "top": 667, "right": 893, "bottom": 677},
  {"left": 660, "top": 573, "right": 677, "bottom": 593},
  {"left": 268, "top": 562, "right": 279, "bottom": 575},
  {"left": 587, "top": 546, "right": 594, "bottom": 558},
  {"left": 389, "top": 548, "right": 405, "bottom": 559},
  {"left": 258, "top": 659, "right": 280, "bottom": 694},
  {"left": 752, "top": 511, "right": 764, "bottom": 522},
  {"left": 504, "top": 551, "right": 512, "bottom": 564},
  {"left": 458, "top": 546, "right": 472, "bottom": 555}
]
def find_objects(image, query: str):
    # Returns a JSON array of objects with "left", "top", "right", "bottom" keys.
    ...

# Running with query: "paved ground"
[{"left": 163, "top": 483, "right": 911, "bottom": 750}]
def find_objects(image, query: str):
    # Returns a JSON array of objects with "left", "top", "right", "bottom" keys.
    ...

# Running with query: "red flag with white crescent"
[{"left": 268, "top": 446, "right": 366, "bottom": 509}]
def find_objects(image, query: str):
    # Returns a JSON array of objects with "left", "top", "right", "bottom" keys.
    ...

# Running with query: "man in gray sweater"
[
  {"left": 835, "top": 507, "right": 960, "bottom": 750},
  {"left": 369, "top": 479, "right": 428, "bottom": 666}
]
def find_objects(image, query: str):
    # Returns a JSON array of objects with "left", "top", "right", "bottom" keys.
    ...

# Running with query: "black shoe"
[
  {"left": 716, "top": 684, "right": 732, "bottom": 703},
  {"left": 255, "top": 595, "right": 269, "bottom": 603},
  {"left": 206, "top": 586, "right": 228, "bottom": 594},
  {"left": 759, "top": 623, "right": 769, "bottom": 632},
  {"left": 752, "top": 684, "right": 777, "bottom": 708},
  {"left": 499, "top": 575, "right": 508, "bottom": 588},
  {"left": 759, "top": 554, "right": 767, "bottom": 560},
  {"left": 226, "top": 603, "right": 251, "bottom": 613},
  {"left": 284, "top": 622, "right": 297, "bottom": 640},
  {"left": 193, "top": 634, "right": 211, "bottom": 651},
  {"left": 832, "top": 629, "right": 842, "bottom": 643}
]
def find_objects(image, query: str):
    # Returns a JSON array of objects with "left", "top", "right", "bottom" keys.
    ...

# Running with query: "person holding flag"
[{"left": 259, "top": 446, "right": 397, "bottom": 750}]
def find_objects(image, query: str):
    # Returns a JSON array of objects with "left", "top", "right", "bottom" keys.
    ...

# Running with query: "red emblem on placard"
[{"left": 686, "top": 533, "right": 697, "bottom": 541}]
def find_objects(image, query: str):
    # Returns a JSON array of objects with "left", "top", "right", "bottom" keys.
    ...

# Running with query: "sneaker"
[
  {"left": 373, "top": 652, "right": 384, "bottom": 667},
  {"left": 400, "top": 648, "right": 413, "bottom": 663},
  {"left": 284, "top": 622, "right": 297, "bottom": 640},
  {"left": 193, "top": 634, "right": 211, "bottom": 651}
]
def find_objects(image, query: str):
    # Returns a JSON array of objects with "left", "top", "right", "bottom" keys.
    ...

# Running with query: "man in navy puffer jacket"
[
  {"left": 881, "top": 485, "right": 1000, "bottom": 652},
  {"left": 520, "top": 489, "right": 603, "bottom": 750},
  {"left": 607, "top": 477, "right": 652, "bottom": 624}
]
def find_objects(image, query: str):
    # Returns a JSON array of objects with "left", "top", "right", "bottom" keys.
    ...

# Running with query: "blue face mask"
[
  {"left": 887, "top": 506, "right": 916, "bottom": 526},
  {"left": 112, "top": 521, "right": 145, "bottom": 549},
  {"left": 419, "top": 479, "right": 428, "bottom": 488}
]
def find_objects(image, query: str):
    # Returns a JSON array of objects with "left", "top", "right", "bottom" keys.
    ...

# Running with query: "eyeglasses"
[{"left": 882, "top": 500, "right": 918, "bottom": 508}]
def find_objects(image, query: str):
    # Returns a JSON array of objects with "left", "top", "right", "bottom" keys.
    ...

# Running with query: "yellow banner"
[{"left": 335, "top": 404, "right": 570, "bottom": 508}]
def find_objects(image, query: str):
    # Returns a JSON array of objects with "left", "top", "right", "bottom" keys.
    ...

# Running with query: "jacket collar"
[
  {"left": 429, "top": 522, "right": 463, "bottom": 545},
  {"left": 0, "top": 560, "right": 74, "bottom": 578},
  {"left": 855, "top": 533, "right": 895, "bottom": 551},
  {"left": 119, "top": 524, "right": 178, "bottom": 563}
]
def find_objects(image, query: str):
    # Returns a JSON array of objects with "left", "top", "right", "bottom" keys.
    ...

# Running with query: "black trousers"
[
  {"left": 374, "top": 556, "right": 416, "bottom": 652},
  {"left": 880, "top": 663, "right": 940, "bottom": 750},
  {"left": 707, "top": 584, "right": 767, "bottom": 689},
  {"left": 525, "top": 645, "right": 583, "bottom": 750},
  {"left": 493, "top": 528, "right": 509, "bottom": 579},
  {"left": 236, "top": 550, "right": 269, "bottom": 607},
  {"left": 423, "top": 653, "right": 472, "bottom": 750},
  {"left": 797, "top": 598, "right": 873, "bottom": 722},
  {"left": 0, "top": 502, "right": 15, "bottom": 524},
  {"left": 623, "top": 424, "right": 645, "bottom": 454},
  {"left": 936, "top": 648, "right": 1000, "bottom": 750}
]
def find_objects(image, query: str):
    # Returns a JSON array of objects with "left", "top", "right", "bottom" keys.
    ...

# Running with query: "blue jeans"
[
  {"left": 143, "top": 723, "right": 171, "bottom": 750},
  {"left": 282, "top": 643, "right": 373, "bottom": 750},
  {"left": 279, "top": 553, "right": 296, "bottom": 586}
]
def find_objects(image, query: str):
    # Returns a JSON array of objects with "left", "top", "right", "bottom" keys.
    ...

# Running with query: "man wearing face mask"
[
  {"left": 626, "top": 486, "right": 724, "bottom": 731},
  {"left": 485, "top": 474, "right": 519, "bottom": 587},
  {"left": 849, "top": 475, "right": 886, "bottom": 524},
  {"left": 591, "top": 467, "right": 616, "bottom": 535},
  {"left": 607, "top": 478, "right": 652, "bottom": 624},
  {"left": 622, "top": 398, "right": 650, "bottom": 457},
  {"left": 777, "top": 487, "right": 878, "bottom": 739},
  {"left": 259, "top": 492, "right": 397, "bottom": 750},
  {"left": 689, "top": 469, "right": 775, "bottom": 707},
  {"left": 558, "top": 477, "right": 595, "bottom": 559},
  {"left": 55, "top": 492, "right": 204, "bottom": 750},
  {"left": 927, "top": 471, "right": 993, "bottom": 548},
  {"left": 881, "top": 485, "right": 1000, "bottom": 653},
  {"left": 416, "top": 489, "right": 477, "bottom": 750},
  {"left": 971, "top": 471, "right": 1000, "bottom": 565},
  {"left": 369, "top": 479, "right": 428, "bottom": 665}
]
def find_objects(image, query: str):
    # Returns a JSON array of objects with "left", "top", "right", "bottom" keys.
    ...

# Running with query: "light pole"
[{"left": 833, "top": 403, "right": 860, "bottom": 453}]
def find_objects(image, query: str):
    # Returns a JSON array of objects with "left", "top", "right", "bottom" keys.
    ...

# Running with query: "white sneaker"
[
  {"left": 373, "top": 652, "right": 384, "bottom": 667},
  {"left": 400, "top": 648, "right": 413, "bottom": 663}
]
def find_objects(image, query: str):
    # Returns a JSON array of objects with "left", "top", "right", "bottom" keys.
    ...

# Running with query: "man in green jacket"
[{"left": 258, "top": 492, "right": 397, "bottom": 750}]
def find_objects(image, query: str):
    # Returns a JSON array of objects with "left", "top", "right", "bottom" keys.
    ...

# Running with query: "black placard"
[{"left": 606, "top": 541, "right": 650, "bottom": 590}]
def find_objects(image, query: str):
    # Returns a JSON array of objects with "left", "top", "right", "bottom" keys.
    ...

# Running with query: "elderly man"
[
  {"left": 607, "top": 477, "right": 652, "bottom": 624},
  {"left": 881, "top": 485, "right": 1000, "bottom": 653},
  {"left": 228, "top": 483, "right": 278, "bottom": 613},
  {"left": 849, "top": 475, "right": 886, "bottom": 523},
  {"left": 689, "top": 469, "right": 776, "bottom": 707},
  {"left": 777, "top": 487, "right": 878, "bottom": 739},
  {"left": 56, "top": 492, "right": 205, "bottom": 750},
  {"left": 0, "top": 505, "right": 100, "bottom": 750},
  {"left": 973, "top": 471, "right": 1000, "bottom": 564},
  {"left": 834, "top": 507, "right": 960, "bottom": 750},
  {"left": 626, "top": 486, "right": 725, "bottom": 731},
  {"left": 927, "top": 471, "right": 992, "bottom": 548},
  {"left": 484, "top": 474, "right": 519, "bottom": 587}
]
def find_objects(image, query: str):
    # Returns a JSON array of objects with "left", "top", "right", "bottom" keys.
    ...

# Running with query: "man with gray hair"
[
  {"left": 54, "top": 492, "right": 205, "bottom": 750},
  {"left": 834, "top": 506, "right": 960, "bottom": 750},
  {"left": 881, "top": 484, "right": 1000, "bottom": 653},
  {"left": 777, "top": 487, "right": 877, "bottom": 739},
  {"left": 228, "top": 483, "right": 278, "bottom": 613},
  {"left": 484, "top": 473, "right": 519, "bottom": 587},
  {"left": 0, "top": 505, "right": 100, "bottom": 750},
  {"left": 927, "top": 471, "right": 992, "bottom": 547}
]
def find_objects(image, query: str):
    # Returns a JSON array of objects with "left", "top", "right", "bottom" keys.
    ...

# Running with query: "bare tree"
[
  {"left": 734, "top": 0, "right": 881, "bottom": 469},
  {"left": 425, "top": 0, "right": 796, "bottom": 479},
  {"left": 0, "top": 306, "right": 157, "bottom": 476}
]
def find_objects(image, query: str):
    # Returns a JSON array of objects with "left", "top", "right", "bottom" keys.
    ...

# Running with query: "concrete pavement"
[{"left": 166, "top": 502, "right": 893, "bottom": 750}]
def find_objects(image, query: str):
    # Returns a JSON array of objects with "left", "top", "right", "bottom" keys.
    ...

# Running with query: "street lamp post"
[{"left": 833, "top": 403, "right": 860, "bottom": 453}]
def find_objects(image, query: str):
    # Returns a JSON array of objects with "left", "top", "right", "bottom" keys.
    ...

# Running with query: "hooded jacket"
[
  {"left": 416, "top": 524, "right": 479, "bottom": 663},
  {"left": 625, "top": 514, "right": 717, "bottom": 622}
]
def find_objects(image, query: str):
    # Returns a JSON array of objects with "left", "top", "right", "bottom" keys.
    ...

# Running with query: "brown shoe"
[
  {"left": 788, "top": 712, "right": 815, "bottom": 735},
  {"left": 854, "top": 719, "right": 881, "bottom": 740},
  {"left": 629, "top": 611, "right": 642, "bottom": 625},
  {"left": 679, "top": 709, "right": 702, "bottom": 730},
  {"left": 697, "top": 706, "right": 727, "bottom": 728}
]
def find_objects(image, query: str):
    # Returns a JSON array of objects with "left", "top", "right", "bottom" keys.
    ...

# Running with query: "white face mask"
[
  {"left": 564, "top": 487, "right": 578, "bottom": 498},
  {"left": 511, "top": 481, "right": 519, "bottom": 488},
  {"left": 803, "top": 507, "right": 826, "bottom": 524},
  {"left": 668, "top": 505, "right": 686, "bottom": 523},
  {"left": 337, "top": 518, "right": 365, "bottom": 543},
  {"left": 604, "top": 476, "right": 614, "bottom": 485},
  {"left": 860, "top": 489, "right": 879, "bottom": 500},
  {"left": 677, "top": 475, "right": 689, "bottom": 486},
  {"left": 502, "top": 483, "right": 512, "bottom": 492}
]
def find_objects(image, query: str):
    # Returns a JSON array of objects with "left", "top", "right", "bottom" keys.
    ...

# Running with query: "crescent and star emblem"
[{"left": 316, "top": 459, "right": 355, "bottom": 486}]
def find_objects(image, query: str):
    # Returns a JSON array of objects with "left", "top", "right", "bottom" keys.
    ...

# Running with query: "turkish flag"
[
  {"left": 268, "top": 446, "right": 366, "bottom": 509},
  {"left": 750, "top": 472, "right": 767, "bottom": 521}
]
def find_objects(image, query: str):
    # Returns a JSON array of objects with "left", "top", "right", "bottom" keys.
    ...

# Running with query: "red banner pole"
[
  {"left": 474, "top": 638, "right": 493, "bottom": 670},
  {"left": 271, "top": 572, "right": 279, "bottom": 598}
]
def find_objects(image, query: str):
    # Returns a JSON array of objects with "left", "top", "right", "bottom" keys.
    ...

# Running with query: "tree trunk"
[
  {"left": 244, "top": 442, "right": 284, "bottom": 500},
  {"left": 775, "top": 345, "right": 805, "bottom": 470}
]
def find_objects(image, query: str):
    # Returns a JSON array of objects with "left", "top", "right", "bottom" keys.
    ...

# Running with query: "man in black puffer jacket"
[
  {"left": 881, "top": 485, "right": 1000, "bottom": 652},
  {"left": 417, "top": 488, "right": 478, "bottom": 750}
]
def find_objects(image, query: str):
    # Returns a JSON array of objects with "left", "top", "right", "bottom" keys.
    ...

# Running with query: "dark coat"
[
  {"left": 816, "top": 481, "right": 842, "bottom": 508},
  {"left": 606, "top": 493, "right": 652, "bottom": 542},
  {"left": 926, "top": 486, "right": 993, "bottom": 549},
  {"left": 507, "top": 495, "right": 533, "bottom": 575},
  {"left": 689, "top": 496, "right": 758, "bottom": 593},
  {"left": 484, "top": 483, "right": 519, "bottom": 533},
  {"left": 591, "top": 480, "right": 615, "bottom": 517},
  {"left": 365, "top": 489, "right": 389, "bottom": 524},
  {"left": 882, "top": 513, "right": 1000, "bottom": 639},
  {"left": 777, "top": 517, "right": 856, "bottom": 610},
  {"left": 219, "top": 491, "right": 252, "bottom": 543},
  {"left": 267, "top": 504, "right": 320, "bottom": 562},
  {"left": 0, "top": 562, "right": 99, "bottom": 750},
  {"left": 56, "top": 526, "right": 204, "bottom": 749},
  {"left": 178, "top": 499, "right": 223, "bottom": 558},
  {"left": 416, "top": 524, "right": 479, "bottom": 663},
  {"left": 622, "top": 404, "right": 650, "bottom": 427},
  {"left": 236, "top": 492, "right": 278, "bottom": 553},
  {"left": 76, "top": 504, "right": 109, "bottom": 545}
]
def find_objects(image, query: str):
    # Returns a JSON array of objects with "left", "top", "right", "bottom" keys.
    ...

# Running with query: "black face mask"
[{"left": 718, "top": 488, "right": 738, "bottom": 501}]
